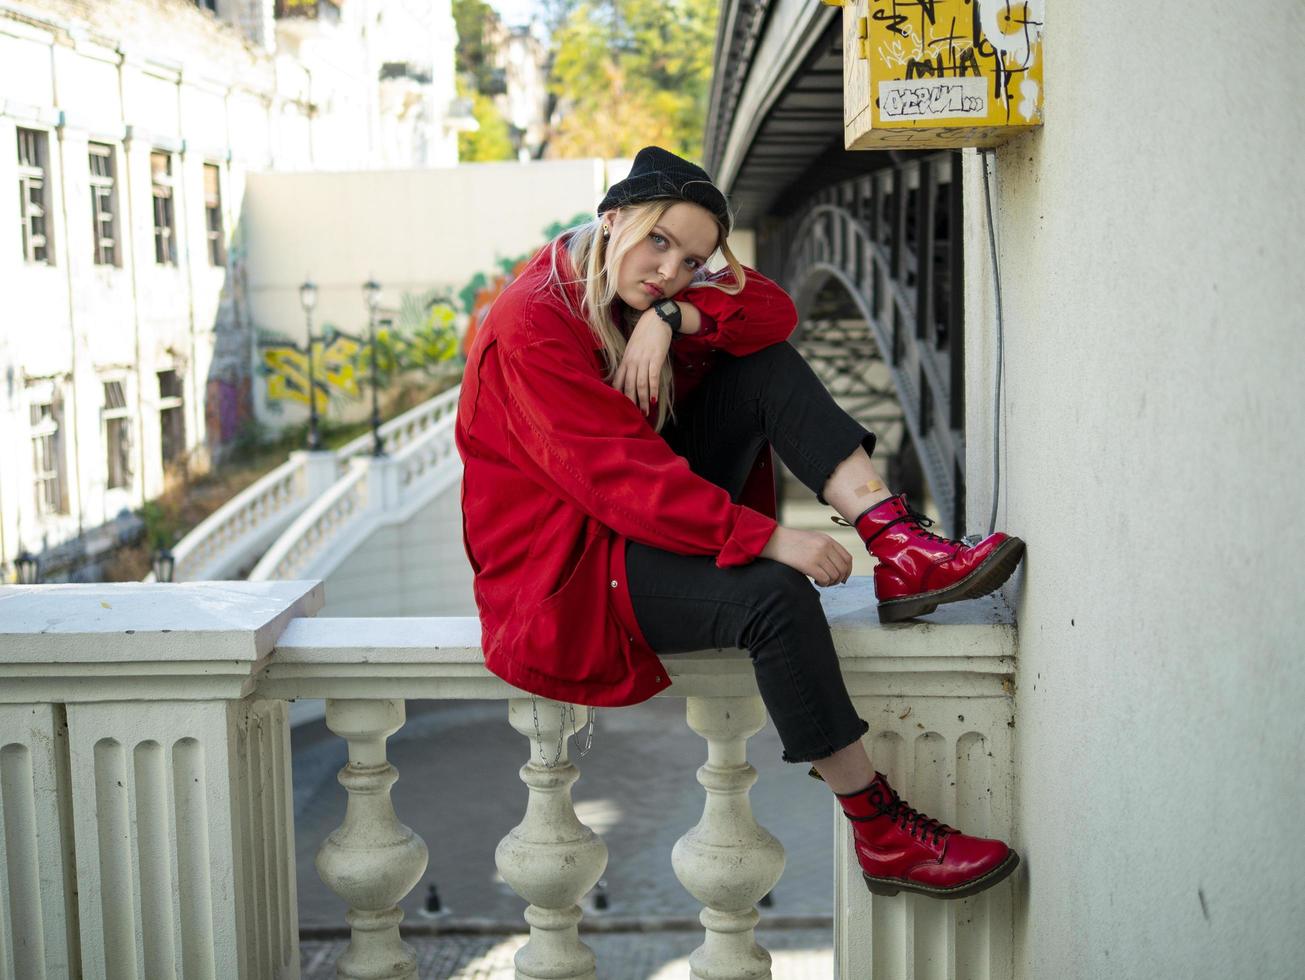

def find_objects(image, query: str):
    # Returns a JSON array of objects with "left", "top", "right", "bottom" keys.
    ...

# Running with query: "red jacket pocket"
[{"left": 508, "top": 532, "right": 627, "bottom": 690}]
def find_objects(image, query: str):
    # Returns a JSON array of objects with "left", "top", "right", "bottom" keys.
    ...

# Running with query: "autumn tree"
[
  {"left": 545, "top": 0, "right": 717, "bottom": 160},
  {"left": 453, "top": 0, "right": 517, "bottom": 161}
]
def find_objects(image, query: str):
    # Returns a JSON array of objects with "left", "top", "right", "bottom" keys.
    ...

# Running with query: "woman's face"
[{"left": 606, "top": 202, "right": 721, "bottom": 311}]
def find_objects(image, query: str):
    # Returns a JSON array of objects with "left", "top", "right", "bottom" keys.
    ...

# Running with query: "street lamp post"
[
  {"left": 299, "top": 279, "right": 322, "bottom": 451},
  {"left": 152, "top": 547, "right": 175, "bottom": 583},
  {"left": 363, "top": 278, "right": 385, "bottom": 456},
  {"left": 15, "top": 550, "right": 39, "bottom": 585}
]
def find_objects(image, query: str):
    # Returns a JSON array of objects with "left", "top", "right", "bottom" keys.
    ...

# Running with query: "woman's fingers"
[
  {"left": 614, "top": 354, "right": 662, "bottom": 413},
  {"left": 636, "top": 362, "right": 647, "bottom": 413},
  {"left": 615, "top": 362, "right": 636, "bottom": 406},
  {"left": 642, "top": 363, "right": 659, "bottom": 413}
]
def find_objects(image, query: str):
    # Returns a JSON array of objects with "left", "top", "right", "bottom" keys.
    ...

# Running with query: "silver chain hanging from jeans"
[{"left": 530, "top": 696, "right": 596, "bottom": 768}]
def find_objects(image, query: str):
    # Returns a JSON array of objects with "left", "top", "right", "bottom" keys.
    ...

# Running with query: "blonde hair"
[{"left": 544, "top": 200, "right": 746, "bottom": 432}]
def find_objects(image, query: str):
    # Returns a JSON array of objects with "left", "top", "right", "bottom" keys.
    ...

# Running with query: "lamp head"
[
  {"left": 152, "top": 547, "right": 175, "bottom": 584},
  {"left": 15, "top": 550, "right": 39, "bottom": 585}
]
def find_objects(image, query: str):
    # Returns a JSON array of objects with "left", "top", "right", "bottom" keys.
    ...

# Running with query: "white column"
[
  {"left": 64, "top": 697, "right": 303, "bottom": 980},
  {"left": 0, "top": 580, "right": 322, "bottom": 980},
  {"left": 496, "top": 698, "right": 607, "bottom": 980},
  {"left": 0, "top": 703, "right": 78, "bottom": 980},
  {"left": 298, "top": 448, "right": 341, "bottom": 496},
  {"left": 672, "top": 696, "right": 785, "bottom": 980},
  {"left": 315, "top": 698, "right": 428, "bottom": 980}
]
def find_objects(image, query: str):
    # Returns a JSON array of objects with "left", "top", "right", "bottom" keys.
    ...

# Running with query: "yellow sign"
[{"left": 843, "top": 0, "right": 1044, "bottom": 149}]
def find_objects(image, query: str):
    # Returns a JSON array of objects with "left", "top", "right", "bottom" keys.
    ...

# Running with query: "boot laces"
[
  {"left": 867, "top": 782, "right": 953, "bottom": 848},
  {"left": 904, "top": 505, "right": 963, "bottom": 548},
  {"left": 830, "top": 499, "right": 963, "bottom": 549}
]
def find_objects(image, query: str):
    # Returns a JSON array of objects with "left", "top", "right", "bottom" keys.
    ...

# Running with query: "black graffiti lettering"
[
  {"left": 905, "top": 56, "right": 941, "bottom": 78},
  {"left": 911, "top": 39, "right": 983, "bottom": 79},
  {"left": 872, "top": 8, "right": 911, "bottom": 37},
  {"left": 881, "top": 83, "right": 983, "bottom": 118}
]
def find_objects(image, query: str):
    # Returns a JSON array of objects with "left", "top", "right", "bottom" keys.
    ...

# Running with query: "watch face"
[{"left": 656, "top": 299, "right": 677, "bottom": 316}]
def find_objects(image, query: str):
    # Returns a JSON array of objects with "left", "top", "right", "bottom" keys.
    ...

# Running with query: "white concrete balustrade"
[
  {"left": 248, "top": 400, "right": 462, "bottom": 588},
  {"left": 156, "top": 387, "right": 461, "bottom": 584},
  {"left": 0, "top": 580, "right": 1016, "bottom": 980}
]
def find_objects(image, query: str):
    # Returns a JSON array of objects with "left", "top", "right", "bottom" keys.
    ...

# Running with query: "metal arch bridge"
[
  {"left": 702, "top": 0, "right": 969, "bottom": 535},
  {"left": 765, "top": 151, "right": 967, "bottom": 536}
]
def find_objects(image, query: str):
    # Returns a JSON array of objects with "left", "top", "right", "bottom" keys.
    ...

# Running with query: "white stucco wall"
[{"left": 961, "top": 4, "right": 1304, "bottom": 977}]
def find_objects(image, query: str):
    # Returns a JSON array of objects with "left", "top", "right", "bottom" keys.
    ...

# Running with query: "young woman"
[{"left": 455, "top": 146, "right": 1025, "bottom": 900}]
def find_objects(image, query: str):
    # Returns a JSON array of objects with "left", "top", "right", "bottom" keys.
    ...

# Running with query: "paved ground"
[{"left": 299, "top": 927, "right": 834, "bottom": 979}]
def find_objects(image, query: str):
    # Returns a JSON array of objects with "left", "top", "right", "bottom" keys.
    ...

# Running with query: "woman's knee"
[
  {"left": 747, "top": 559, "right": 824, "bottom": 620},
  {"left": 731, "top": 340, "right": 801, "bottom": 374}
]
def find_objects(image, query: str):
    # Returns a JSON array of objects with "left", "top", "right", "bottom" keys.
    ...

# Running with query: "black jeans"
[{"left": 626, "top": 342, "right": 875, "bottom": 763}]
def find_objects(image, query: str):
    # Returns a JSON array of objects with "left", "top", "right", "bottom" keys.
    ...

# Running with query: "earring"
[{"left": 602, "top": 227, "right": 610, "bottom": 239}]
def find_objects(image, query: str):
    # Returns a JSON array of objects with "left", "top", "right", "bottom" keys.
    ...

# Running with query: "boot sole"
[
  {"left": 877, "top": 536, "right": 1026, "bottom": 624},
  {"left": 861, "top": 848, "right": 1020, "bottom": 900}
]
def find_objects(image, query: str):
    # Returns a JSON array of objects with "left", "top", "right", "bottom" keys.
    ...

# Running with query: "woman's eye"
[
  {"left": 651, "top": 234, "right": 666, "bottom": 246},
  {"left": 685, "top": 259, "right": 700, "bottom": 270}
]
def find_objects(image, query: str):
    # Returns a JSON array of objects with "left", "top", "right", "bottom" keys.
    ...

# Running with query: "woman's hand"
[
  {"left": 613, "top": 308, "right": 675, "bottom": 414},
  {"left": 760, "top": 525, "right": 854, "bottom": 587}
]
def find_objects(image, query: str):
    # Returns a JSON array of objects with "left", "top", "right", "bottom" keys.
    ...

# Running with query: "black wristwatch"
[{"left": 652, "top": 298, "right": 682, "bottom": 334}]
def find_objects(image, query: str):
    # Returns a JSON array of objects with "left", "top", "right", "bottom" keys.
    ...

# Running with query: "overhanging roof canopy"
[{"left": 704, "top": 3, "right": 895, "bottom": 226}]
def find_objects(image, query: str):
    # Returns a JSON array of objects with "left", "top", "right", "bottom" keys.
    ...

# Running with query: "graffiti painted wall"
[
  {"left": 242, "top": 159, "right": 610, "bottom": 430},
  {"left": 258, "top": 292, "right": 462, "bottom": 414}
]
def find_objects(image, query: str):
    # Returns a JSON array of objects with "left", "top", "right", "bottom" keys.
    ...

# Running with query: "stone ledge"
[
  {"left": 0, "top": 580, "right": 324, "bottom": 701},
  {"left": 259, "top": 579, "right": 1014, "bottom": 701}
]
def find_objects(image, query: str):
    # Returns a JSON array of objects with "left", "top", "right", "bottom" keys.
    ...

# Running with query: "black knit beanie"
[{"left": 596, "top": 146, "right": 732, "bottom": 233}]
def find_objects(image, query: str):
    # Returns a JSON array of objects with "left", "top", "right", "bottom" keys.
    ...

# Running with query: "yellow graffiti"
[{"left": 261, "top": 335, "right": 363, "bottom": 410}]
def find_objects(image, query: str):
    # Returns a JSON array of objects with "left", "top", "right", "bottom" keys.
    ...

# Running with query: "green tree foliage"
[
  {"left": 459, "top": 89, "right": 517, "bottom": 162},
  {"left": 453, "top": 0, "right": 517, "bottom": 162},
  {"left": 547, "top": 0, "right": 717, "bottom": 159},
  {"left": 453, "top": 0, "right": 500, "bottom": 93},
  {"left": 353, "top": 292, "right": 463, "bottom": 388}
]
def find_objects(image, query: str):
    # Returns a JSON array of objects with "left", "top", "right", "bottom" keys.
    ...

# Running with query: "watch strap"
[{"left": 652, "top": 298, "right": 682, "bottom": 334}]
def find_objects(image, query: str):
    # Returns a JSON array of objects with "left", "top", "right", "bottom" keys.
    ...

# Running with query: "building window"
[
  {"left": 89, "top": 143, "right": 119, "bottom": 266},
  {"left": 150, "top": 151, "right": 177, "bottom": 266},
  {"left": 30, "top": 393, "right": 67, "bottom": 516},
  {"left": 17, "top": 128, "right": 52, "bottom": 264},
  {"left": 158, "top": 370, "right": 186, "bottom": 466},
  {"left": 103, "top": 380, "right": 133, "bottom": 490},
  {"left": 203, "top": 164, "right": 225, "bottom": 266}
]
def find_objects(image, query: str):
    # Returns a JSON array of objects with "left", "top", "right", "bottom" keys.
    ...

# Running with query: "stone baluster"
[
  {"left": 673, "top": 696, "right": 786, "bottom": 980},
  {"left": 496, "top": 698, "right": 607, "bottom": 980},
  {"left": 316, "top": 699, "right": 428, "bottom": 980}
]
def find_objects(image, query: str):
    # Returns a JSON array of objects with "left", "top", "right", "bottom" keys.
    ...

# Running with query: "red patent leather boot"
[
  {"left": 826, "top": 771, "right": 1019, "bottom": 899},
  {"left": 845, "top": 494, "right": 1025, "bottom": 623}
]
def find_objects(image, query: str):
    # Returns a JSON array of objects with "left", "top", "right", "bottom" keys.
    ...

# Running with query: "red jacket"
[{"left": 455, "top": 237, "right": 797, "bottom": 706}]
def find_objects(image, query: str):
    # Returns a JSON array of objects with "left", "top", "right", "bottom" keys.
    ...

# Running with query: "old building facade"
[{"left": 0, "top": 0, "right": 462, "bottom": 581}]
